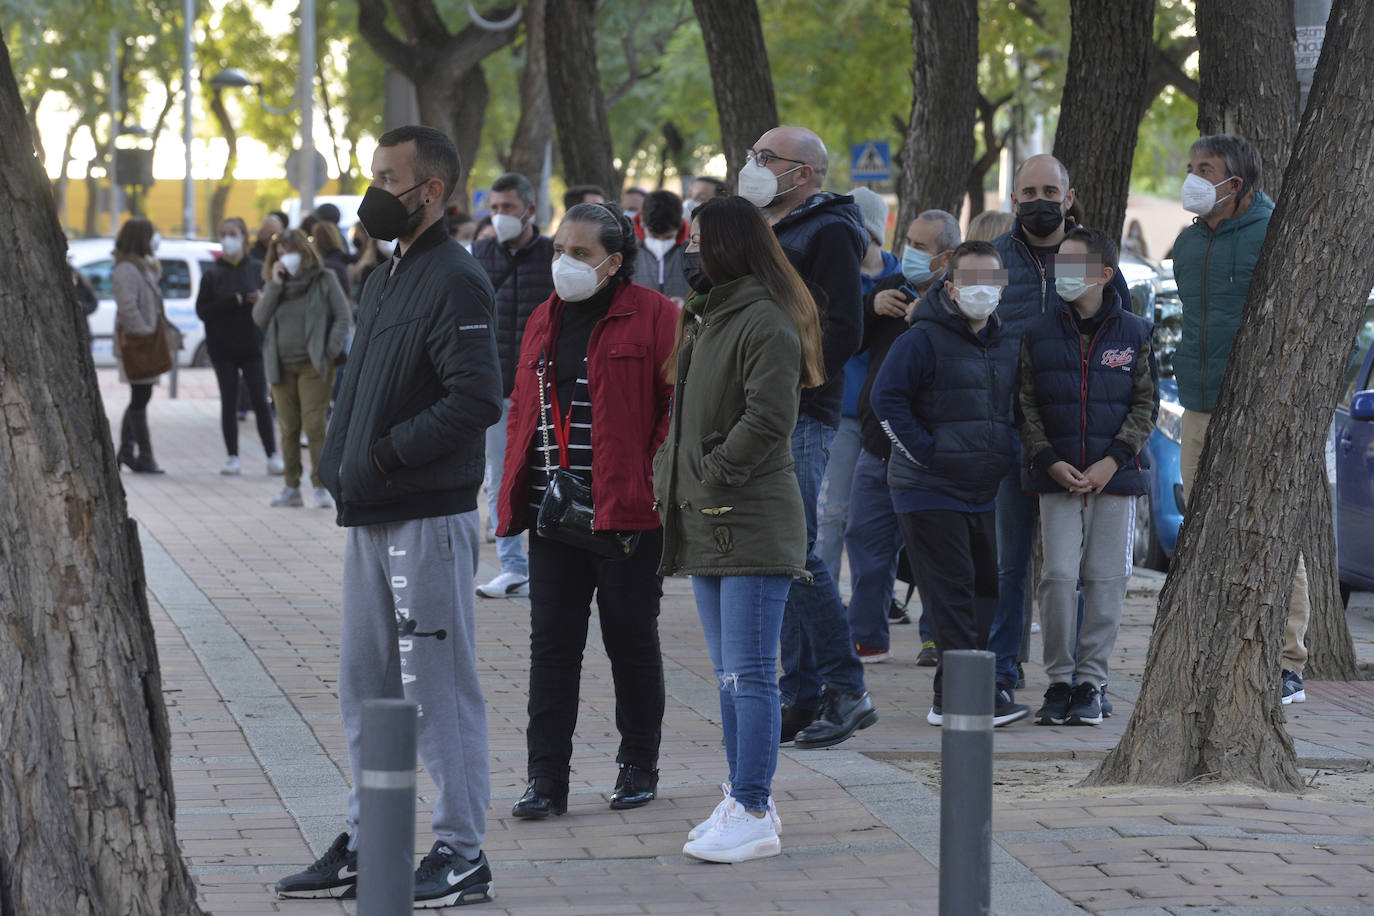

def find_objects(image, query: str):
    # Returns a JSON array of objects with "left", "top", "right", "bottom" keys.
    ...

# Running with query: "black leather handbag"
[{"left": 534, "top": 358, "right": 640, "bottom": 561}]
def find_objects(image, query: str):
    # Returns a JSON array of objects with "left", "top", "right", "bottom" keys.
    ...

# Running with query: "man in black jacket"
[
  {"left": 741, "top": 125, "right": 876, "bottom": 749},
  {"left": 277, "top": 126, "right": 503, "bottom": 908},
  {"left": 471, "top": 171, "right": 554, "bottom": 598}
]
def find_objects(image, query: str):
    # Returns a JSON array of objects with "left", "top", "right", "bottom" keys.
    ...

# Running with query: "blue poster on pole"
[{"left": 850, "top": 141, "right": 892, "bottom": 181}]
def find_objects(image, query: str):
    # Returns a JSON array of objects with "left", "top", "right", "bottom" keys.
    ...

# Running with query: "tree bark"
[
  {"left": 502, "top": 0, "right": 552, "bottom": 186},
  {"left": 1196, "top": 0, "right": 1299, "bottom": 195},
  {"left": 208, "top": 87, "right": 237, "bottom": 231},
  {"left": 1051, "top": 0, "right": 1153, "bottom": 241},
  {"left": 1303, "top": 477, "right": 1360, "bottom": 679},
  {"left": 0, "top": 37, "right": 203, "bottom": 915},
  {"left": 544, "top": 0, "right": 620, "bottom": 199},
  {"left": 1087, "top": 0, "right": 1374, "bottom": 790},
  {"left": 894, "top": 0, "right": 977, "bottom": 242},
  {"left": 690, "top": 0, "right": 779, "bottom": 192},
  {"left": 966, "top": 93, "right": 1011, "bottom": 221},
  {"left": 357, "top": 0, "right": 521, "bottom": 207}
]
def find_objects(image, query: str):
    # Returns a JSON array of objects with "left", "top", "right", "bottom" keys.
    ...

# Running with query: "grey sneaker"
[
  {"left": 313, "top": 487, "right": 334, "bottom": 510},
  {"left": 1281, "top": 669, "right": 1306, "bottom": 705},
  {"left": 271, "top": 486, "right": 303, "bottom": 507}
]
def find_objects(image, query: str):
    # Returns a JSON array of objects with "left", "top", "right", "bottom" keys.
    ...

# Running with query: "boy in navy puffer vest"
[{"left": 1017, "top": 228, "right": 1157, "bottom": 726}]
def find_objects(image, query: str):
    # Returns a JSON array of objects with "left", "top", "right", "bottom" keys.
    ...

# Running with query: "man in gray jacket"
[{"left": 275, "top": 125, "right": 503, "bottom": 908}]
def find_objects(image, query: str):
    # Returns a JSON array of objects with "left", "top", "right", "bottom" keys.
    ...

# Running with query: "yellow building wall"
[{"left": 59, "top": 178, "right": 352, "bottom": 239}]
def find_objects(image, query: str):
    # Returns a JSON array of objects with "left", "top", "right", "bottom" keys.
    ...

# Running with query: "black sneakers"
[
  {"left": 1065, "top": 682, "right": 1103, "bottom": 725},
  {"left": 343, "top": 842, "right": 494, "bottom": 908},
  {"left": 916, "top": 641, "right": 939, "bottom": 667},
  {"left": 993, "top": 687, "right": 1030, "bottom": 727},
  {"left": 275, "top": 831, "right": 357, "bottom": 898},
  {"left": 888, "top": 599, "right": 912, "bottom": 625},
  {"left": 1035, "top": 682, "right": 1073, "bottom": 725}
]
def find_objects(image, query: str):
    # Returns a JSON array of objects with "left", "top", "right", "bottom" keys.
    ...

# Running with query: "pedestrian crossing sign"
[{"left": 850, "top": 141, "right": 891, "bottom": 181}]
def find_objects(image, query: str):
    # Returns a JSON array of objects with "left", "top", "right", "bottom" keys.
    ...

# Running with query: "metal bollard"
[
  {"left": 938, "top": 649, "right": 994, "bottom": 916},
  {"left": 359, "top": 699, "right": 418, "bottom": 915}
]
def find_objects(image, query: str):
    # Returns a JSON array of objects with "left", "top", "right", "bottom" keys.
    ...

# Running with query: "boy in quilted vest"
[{"left": 1017, "top": 227, "right": 1157, "bottom": 726}]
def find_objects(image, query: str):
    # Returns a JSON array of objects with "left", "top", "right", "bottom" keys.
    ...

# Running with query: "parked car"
[
  {"left": 1334, "top": 297, "right": 1374, "bottom": 600},
  {"left": 69, "top": 237, "right": 222, "bottom": 368}
]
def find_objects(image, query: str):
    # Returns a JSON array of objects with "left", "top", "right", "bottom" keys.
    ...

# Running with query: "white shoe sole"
[
  {"left": 1282, "top": 690, "right": 1306, "bottom": 705},
  {"left": 683, "top": 835, "right": 781, "bottom": 864},
  {"left": 993, "top": 707, "right": 1030, "bottom": 727},
  {"left": 413, "top": 884, "right": 494, "bottom": 908},
  {"left": 859, "top": 652, "right": 890, "bottom": 664},
  {"left": 926, "top": 709, "right": 943, "bottom": 726},
  {"left": 475, "top": 583, "right": 529, "bottom": 598},
  {"left": 277, "top": 884, "right": 353, "bottom": 899}
]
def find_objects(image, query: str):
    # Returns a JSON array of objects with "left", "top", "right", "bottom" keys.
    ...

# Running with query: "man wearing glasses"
[{"left": 738, "top": 126, "right": 877, "bottom": 749}]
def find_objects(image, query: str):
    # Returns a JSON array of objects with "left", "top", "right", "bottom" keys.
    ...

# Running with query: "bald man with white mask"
[{"left": 737, "top": 125, "right": 877, "bottom": 751}]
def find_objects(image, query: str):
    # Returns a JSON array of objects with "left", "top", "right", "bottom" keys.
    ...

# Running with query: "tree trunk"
[
  {"left": 544, "top": 0, "right": 620, "bottom": 199},
  {"left": 502, "top": 0, "right": 552, "bottom": 188},
  {"left": 357, "top": 0, "right": 521, "bottom": 207},
  {"left": 1303, "top": 476, "right": 1360, "bottom": 679},
  {"left": 0, "top": 37, "right": 203, "bottom": 915},
  {"left": 1051, "top": 0, "right": 1153, "bottom": 241},
  {"left": 1196, "top": 0, "right": 1299, "bottom": 196},
  {"left": 208, "top": 87, "right": 237, "bottom": 232},
  {"left": 690, "top": 0, "right": 779, "bottom": 192},
  {"left": 894, "top": 0, "right": 977, "bottom": 241},
  {"left": 1087, "top": 0, "right": 1374, "bottom": 790}
]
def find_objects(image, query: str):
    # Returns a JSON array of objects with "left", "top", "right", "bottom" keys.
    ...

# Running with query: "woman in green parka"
[{"left": 654, "top": 195, "right": 825, "bottom": 863}]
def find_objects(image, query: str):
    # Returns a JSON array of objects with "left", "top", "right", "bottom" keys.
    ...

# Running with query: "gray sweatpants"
[
  {"left": 340, "top": 511, "right": 488, "bottom": 860},
  {"left": 1037, "top": 492, "right": 1134, "bottom": 686}
]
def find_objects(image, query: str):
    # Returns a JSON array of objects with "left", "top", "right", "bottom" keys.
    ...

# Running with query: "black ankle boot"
[
  {"left": 609, "top": 764, "right": 658, "bottom": 810},
  {"left": 117, "top": 410, "right": 137, "bottom": 471},
  {"left": 128, "top": 408, "right": 163, "bottom": 474},
  {"left": 512, "top": 777, "right": 568, "bottom": 819}
]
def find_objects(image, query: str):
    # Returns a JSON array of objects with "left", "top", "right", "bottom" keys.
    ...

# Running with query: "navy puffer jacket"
[{"left": 472, "top": 231, "right": 555, "bottom": 397}]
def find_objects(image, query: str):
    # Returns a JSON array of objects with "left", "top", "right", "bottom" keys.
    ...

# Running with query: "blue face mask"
[{"left": 902, "top": 245, "right": 934, "bottom": 285}]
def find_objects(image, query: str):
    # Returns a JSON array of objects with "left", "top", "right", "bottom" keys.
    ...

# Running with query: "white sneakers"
[
  {"left": 476, "top": 571, "right": 530, "bottom": 598},
  {"left": 688, "top": 783, "right": 781, "bottom": 842},
  {"left": 221, "top": 455, "right": 242, "bottom": 475},
  {"left": 683, "top": 797, "right": 781, "bottom": 864},
  {"left": 267, "top": 454, "right": 285, "bottom": 476},
  {"left": 314, "top": 487, "right": 334, "bottom": 510},
  {"left": 270, "top": 487, "right": 303, "bottom": 507}
]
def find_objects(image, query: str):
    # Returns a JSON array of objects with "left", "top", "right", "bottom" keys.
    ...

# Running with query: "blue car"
[
  {"left": 1126, "top": 271, "right": 1185, "bottom": 570},
  {"left": 1335, "top": 300, "right": 1374, "bottom": 601}
]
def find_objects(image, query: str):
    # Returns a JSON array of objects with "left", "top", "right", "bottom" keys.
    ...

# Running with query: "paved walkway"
[{"left": 105, "top": 371, "right": 1374, "bottom": 914}]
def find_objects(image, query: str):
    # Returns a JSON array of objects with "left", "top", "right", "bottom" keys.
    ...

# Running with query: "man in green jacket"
[{"left": 1172, "top": 133, "right": 1308, "bottom": 705}]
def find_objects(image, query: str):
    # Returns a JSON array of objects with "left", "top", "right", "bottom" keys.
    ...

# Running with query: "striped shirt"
[{"left": 528, "top": 356, "right": 594, "bottom": 512}]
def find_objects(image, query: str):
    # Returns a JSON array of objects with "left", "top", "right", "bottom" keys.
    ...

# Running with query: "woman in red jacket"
[{"left": 498, "top": 202, "right": 676, "bottom": 819}]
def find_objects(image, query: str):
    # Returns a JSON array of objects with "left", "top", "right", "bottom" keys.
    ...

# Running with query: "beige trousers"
[{"left": 1180, "top": 409, "right": 1309, "bottom": 673}]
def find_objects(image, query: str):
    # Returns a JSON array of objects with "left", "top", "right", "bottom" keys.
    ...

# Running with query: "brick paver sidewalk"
[{"left": 106, "top": 371, "right": 1374, "bottom": 914}]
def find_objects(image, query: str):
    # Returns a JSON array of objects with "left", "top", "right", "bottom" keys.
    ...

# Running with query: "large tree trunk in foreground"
[
  {"left": 0, "top": 38, "right": 203, "bottom": 915},
  {"left": 1088, "top": 0, "right": 1374, "bottom": 790},
  {"left": 545, "top": 0, "right": 621, "bottom": 199},
  {"left": 691, "top": 0, "right": 778, "bottom": 192},
  {"left": 894, "top": 0, "right": 977, "bottom": 242},
  {"left": 1196, "top": 0, "right": 1299, "bottom": 196},
  {"left": 1051, "top": 0, "right": 1153, "bottom": 240}
]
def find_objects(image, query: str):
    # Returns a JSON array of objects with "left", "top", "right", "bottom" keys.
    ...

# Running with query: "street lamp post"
[{"left": 183, "top": 0, "right": 195, "bottom": 237}]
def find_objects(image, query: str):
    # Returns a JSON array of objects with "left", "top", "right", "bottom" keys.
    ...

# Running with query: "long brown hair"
[
  {"left": 262, "top": 228, "right": 322, "bottom": 281},
  {"left": 675, "top": 196, "right": 825, "bottom": 387}
]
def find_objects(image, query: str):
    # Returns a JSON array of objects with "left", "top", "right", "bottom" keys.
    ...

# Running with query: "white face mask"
[
  {"left": 682, "top": 199, "right": 700, "bottom": 218},
  {"left": 220, "top": 235, "right": 243, "bottom": 257},
  {"left": 150, "top": 232, "right": 162, "bottom": 253},
  {"left": 1181, "top": 172, "right": 1237, "bottom": 216},
  {"left": 552, "top": 253, "right": 612, "bottom": 302},
  {"left": 953, "top": 284, "right": 1001, "bottom": 320},
  {"left": 491, "top": 212, "right": 525, "bottom": 243},
  {"left": 461, "top": 241, "right": 474, "bottom": 253},
  {"left": 279, "top": 252, "right": 303, "bottom": 276},
  {"left": 1054, "top": 275, "right": 1098, "bottom": 302},
  {"left": 377, "top": 240, "right": 396, "bottom": 258},
  {"left": 645, "top": 237, "right": 674, "bottom": 259},
  {"left": 738, "top": 159, "right": 801, "bottom": 209}
]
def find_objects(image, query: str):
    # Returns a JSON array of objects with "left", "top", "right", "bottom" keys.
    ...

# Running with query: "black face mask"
[
  {"left": 357, "top": 180, "right": 427, "bottom": 242},
  {"left": 682, "top": 250, "right": 712, "bottom": 293},
  {"left": 1017, "top": 198, "right": 1066, "bottom": 238}
]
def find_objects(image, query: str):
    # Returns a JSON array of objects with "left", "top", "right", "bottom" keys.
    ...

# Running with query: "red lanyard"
[{"left": 546, "top": 376, "right": 576, "bottom": 470}]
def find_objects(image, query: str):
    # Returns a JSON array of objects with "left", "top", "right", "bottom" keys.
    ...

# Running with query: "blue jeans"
[
  {"left": 779, "top": 415, "right": 866, "bottom": 709},
  {"left": 843, "top": 449, "right": 904, "bottom": 649},
  {"left": 693, "top": 574, "right": 791, "bottom": 813},
  {"left": 990, "top": 470, "right": 1036, "bottom": 687},
  {"left": 485, "top": 398, "right": 528, "bottom": 577},
  {"left": 815, "top": 415, "right": 862, "bottom": 579}
]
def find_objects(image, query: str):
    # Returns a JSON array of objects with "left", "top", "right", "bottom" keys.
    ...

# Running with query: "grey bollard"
[
  {"left": 359, "top": 699, "right": 418, "bottom": 915},
  {"left": 939, "top": 649, "right": 994, "bottom": 916}
]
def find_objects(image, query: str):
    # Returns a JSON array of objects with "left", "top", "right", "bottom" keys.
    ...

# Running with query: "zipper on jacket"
[
  {"left": 1075, "top": 309, "right": 1117, "bottom": 494},
  {"left": 1014, "top": 236, "right": 1049, "bottom": 313},
  {"left": 1200, "top": 230, "right": 1216, "bottom": 408}
]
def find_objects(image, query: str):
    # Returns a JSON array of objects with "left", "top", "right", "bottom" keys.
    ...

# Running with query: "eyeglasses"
[{"left": 746, "top": 149, "right": 806, "bottom": 169}]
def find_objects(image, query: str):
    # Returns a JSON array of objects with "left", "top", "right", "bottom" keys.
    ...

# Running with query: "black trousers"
[
  {"left": 896, "top": 508, "right": 999, "bottom": 704},
  {"left": 525, "top": 525, "right": 665, "bottom": 783},
  {"left": 211, "top": 353, "right": 275, "bottom": 457}
]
